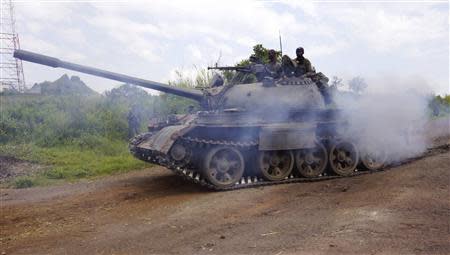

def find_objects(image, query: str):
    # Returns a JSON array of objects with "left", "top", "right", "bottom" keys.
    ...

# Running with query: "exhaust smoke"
[{"left": 333, "top": 77, "right": 432, "bottom": 164}]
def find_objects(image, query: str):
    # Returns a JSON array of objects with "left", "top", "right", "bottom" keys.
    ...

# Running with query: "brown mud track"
[{"left": 1, "top": 139, "right": 450, "bottom": 254}]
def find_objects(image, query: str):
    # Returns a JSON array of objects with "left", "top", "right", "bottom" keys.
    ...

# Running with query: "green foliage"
[
  {"left": 14, "top": 177, "right": 35, "bottom": 189},
  {"left": 250, "top": 44, "right": 281, "bottom": 64},
  {"left": 162, "top": 70, "right": 202, "bottom": 115},
  {"left": 0, "top": 81, "right": 201, "bottom": 145},
  {"left": 0, "top": 90, "right": 155, "bottom": 186},
  {"left": 440, "top": 94, "right": 450, "bottom": 104},
  {"left": 429, "top": 94, "right": 450, "bottom": 116},
  {"left": 0, "top": 142, "right": 150, "bottom": 186},
  {"left": 223, "top": 44, "right": 281, "bottom": 84},
  {"left": 40, "top": 143, "right": 147, "bottom": 179},
  {"left": 0, "top": 73, "right": 206, "bottom": 187},
  {"left": 0, "top": 94, "right": 129, "bottom": 145}
]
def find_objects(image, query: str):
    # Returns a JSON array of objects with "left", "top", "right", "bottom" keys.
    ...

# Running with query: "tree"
[
  {"left": 330, "top": 76, "right": 343, "bottom": 88},
  {"left": 236, "top": 44, "right": 281, "bottom": 66},
  {"left": 348, "top": 76, "right": 368, "bottom": 94},
  {"left": 224, "top": 44, "right": 281, "bottom": 84}
]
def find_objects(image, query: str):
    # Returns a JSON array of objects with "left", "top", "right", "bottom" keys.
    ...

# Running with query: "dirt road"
[
  {"left": 2, "top": 139, "right": 449, "bottom": 255},
  {"left": 2, "top": 116, "right": 450, "bottom": 255}
]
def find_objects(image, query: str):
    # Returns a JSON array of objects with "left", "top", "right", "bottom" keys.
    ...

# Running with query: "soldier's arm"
[
  {"left": 275, "top": 63, "right": 283, "bottom": 78},
  {"left": 305, "top": 59, "right": 313, "bottom": 73}
]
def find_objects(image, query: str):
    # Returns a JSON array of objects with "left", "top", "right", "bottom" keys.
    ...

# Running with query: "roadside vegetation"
[
  {"left": 429, "top": 94, "right": 450, "bottom": 117},
  {"left": 0, "top": 74, "right": 200, "bottom": 188}
]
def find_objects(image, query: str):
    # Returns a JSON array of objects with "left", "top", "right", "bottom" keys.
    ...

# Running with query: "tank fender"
[
  {"left": 259, "top": 124, "right": 317, "bottom": 151},
  {"left": 137, "top": 124, "right": 194, "bottom": 154}
]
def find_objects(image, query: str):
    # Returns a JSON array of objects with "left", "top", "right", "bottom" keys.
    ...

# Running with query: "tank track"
[{"left": 130, "top": 134, "right": 449, "bottom": 191}]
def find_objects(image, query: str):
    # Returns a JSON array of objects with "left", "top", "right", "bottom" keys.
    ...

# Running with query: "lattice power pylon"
[{"left": 0, "top": 0, "right": 26, "bottom": 92}]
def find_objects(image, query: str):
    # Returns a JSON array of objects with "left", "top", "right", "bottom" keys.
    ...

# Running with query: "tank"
[{"left": 14, "top": 50, "right": 385, "bottom": 190}]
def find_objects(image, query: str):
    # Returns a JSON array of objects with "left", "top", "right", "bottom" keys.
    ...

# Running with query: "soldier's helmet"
[{"left": 296, "top": 47, "right": 304, "bottom": 55}]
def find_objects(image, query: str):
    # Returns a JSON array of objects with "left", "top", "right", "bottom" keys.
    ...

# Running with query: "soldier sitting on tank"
[
  {"left": 293, "top": 47, "right": 314, "bottom": 77},
  {"left": 291, "top": 47, "right": 328, "bottom": 86},
  {"left": 279, "top": 47, "right": 333, "bottom": 104},
  {"left": 280, "top": 55, "right": 296, "bottom": 77},
  {"left": 296, "top": 47, "right": 333, "bottom": 103},
  {"left": 243, "top": 55, "right": 266, "bottom": 82},
  {"left": 265, "top": 49, "right": 282, "bottom": 79}
]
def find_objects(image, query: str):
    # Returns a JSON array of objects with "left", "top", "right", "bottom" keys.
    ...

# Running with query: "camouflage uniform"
[
  {"left": 293, "top": 56, "right": 313, "bottom": 76},
  {"left": 281, "top": 55, "right": 296, "bottom": 77},
  {"left": 266, "top": 61, "right": 282, "bottom": 79},
  {"left": 266, "top": 49, "right": 282, "bottom": 79}
]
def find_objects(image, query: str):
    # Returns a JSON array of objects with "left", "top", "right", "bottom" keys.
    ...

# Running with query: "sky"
[{"left": 8, "top": 0, "right": 450, "bottom": 95}]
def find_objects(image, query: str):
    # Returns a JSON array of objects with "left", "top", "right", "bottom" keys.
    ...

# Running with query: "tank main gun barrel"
[
  {"left": 14, "top": 50, "right": 204, "bottom": 101},
  {"left": 207, "top": 66, "right": 252, "bottom": 73}
]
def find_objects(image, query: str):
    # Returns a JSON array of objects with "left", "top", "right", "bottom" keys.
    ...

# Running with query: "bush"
[
  {"left": 430, "top": 94, "right": 450, "bottom": 117},
  {"left": 0, "top": 95, "right": 130, "bottom": 145},
  {"left": 0, "top": 76, "right": 204, "bottom": 187},
  {"left": 0, "top": 82, "right": 202, "bottom": 147},
  {"left": 14, "top": 177, "right": 35, "bottom": 188}
]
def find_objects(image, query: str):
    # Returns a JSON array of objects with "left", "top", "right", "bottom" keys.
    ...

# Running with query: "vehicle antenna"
[{"left": 278, "top": 30, "right": 283, "bottom": 56}]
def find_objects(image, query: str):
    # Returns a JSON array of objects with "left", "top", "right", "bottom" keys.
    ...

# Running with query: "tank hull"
[{"left": 129, "top": 109, "right": 360, "bottom": 189}]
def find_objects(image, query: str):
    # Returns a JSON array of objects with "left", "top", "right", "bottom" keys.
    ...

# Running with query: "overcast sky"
[{"left": 12, "top": 0, "right": 450, "bottom": 95}]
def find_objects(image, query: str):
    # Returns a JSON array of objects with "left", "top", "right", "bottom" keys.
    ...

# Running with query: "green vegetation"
[
  {"left": 429, "top": 94, "right": 450, "bottom": 117},
  {"left": 0, "top": 74, "right": 202, "bottom": 188},
  {"left": 222, "top": 44, "right": 281, "bottom": 83},
  {"left": 13, "top": 177, "right": 35, "bottom": 188},
  {"left": 1, "top": 143, "right": 147, "bottom": 188}
]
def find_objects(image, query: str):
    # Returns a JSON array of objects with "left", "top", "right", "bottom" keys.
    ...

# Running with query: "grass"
[
  {"left": 1, "top": 141, "right": 152, "bottom": 188},
  {"left": 13, "top": 177, "right": 35, "bottom": 188}
]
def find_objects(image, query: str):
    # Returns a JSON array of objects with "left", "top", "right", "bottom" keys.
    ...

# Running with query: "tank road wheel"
[
  {"left": 295, "top": 142, "right": 328, "bottom": 178},
  {"left": 329, "top": 141, "right": 359, "bottom": 176},
  {"left": 169, "top": 141, "right": 191, "bottom": 167},
  {"left": 257, "top": 150, "right": 294, "bottom": 181},
  {"left": 361, "top": 150, "right": 387, "bottom": 171},
  {"left": 203, "top": 146, "right": 245, "bottom": 188}
]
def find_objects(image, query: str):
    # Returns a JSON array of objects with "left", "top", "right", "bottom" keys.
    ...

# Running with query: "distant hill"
[{"left": 28, "top": 74, "right": 98, "bottom": 96}]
